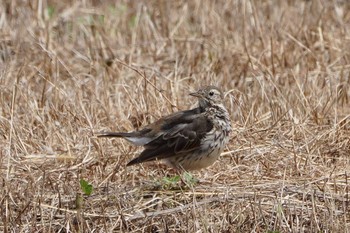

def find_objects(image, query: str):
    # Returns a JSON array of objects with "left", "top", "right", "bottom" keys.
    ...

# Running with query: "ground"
[{"left": 1, "top": 0, "right": 350, "bottom": 232}]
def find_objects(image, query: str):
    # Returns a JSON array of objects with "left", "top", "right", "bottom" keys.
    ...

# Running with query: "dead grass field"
[{"left": 1, "top": 0, "right": 350, "bottom": 232}]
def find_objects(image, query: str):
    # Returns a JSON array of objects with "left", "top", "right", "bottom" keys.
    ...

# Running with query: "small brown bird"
[{"left": 97, "top": 86, "right": 231, "bottom": 171}]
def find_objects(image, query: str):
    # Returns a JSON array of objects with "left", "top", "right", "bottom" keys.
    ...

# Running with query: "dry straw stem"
[{"left": 1, "top": 0, "right": 350, "bottom": 232}]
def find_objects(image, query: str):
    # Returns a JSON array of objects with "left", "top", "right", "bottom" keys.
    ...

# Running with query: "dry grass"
[{"left": 1, "top": 0, "right": 350, "bottom": 232}]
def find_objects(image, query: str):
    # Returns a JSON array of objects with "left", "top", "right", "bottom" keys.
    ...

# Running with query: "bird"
[{"left": 97, "top": 86, "right": 232, "bottom": 171}]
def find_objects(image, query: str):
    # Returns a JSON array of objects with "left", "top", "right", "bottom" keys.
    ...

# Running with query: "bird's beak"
[{"left": 189, "top": 90, "right": 203, "bottom": 98}]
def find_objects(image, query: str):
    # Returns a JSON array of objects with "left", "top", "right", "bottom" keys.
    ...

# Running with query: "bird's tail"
[
  {"left": 97, "top": 131, "right": 152, "bottom": 146},
  {"left": 96, "top": 132, "right": 132, "bottom": 138}
]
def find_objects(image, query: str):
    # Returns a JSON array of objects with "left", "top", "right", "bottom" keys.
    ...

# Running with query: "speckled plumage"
[{"left": 98, "top": 86, "right": 231, "bottom": 171}]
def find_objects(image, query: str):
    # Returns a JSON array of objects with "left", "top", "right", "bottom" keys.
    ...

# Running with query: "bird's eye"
[{"left": 209, "top": 91, "right": 214, "bottom": 96}]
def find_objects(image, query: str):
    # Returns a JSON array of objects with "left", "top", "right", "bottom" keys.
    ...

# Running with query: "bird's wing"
[
  {"left": 97, "top": 109, "right": 204, "bottom": 147},
  {"left": 127, "top": 111, "right": 213, "bottom": 166}
]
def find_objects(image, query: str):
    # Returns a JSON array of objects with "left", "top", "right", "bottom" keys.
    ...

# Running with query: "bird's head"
[{"left": 190, "top": 86, "right": 224, "bottom": 108}]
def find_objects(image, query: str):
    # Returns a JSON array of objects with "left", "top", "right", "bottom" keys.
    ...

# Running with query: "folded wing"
[{"left": 127, "top": 110, "right": 213, "bottom": 166}]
